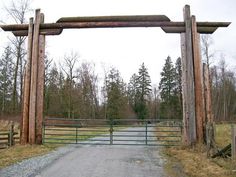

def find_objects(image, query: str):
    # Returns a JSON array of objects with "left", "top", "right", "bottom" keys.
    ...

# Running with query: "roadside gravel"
[{"left": 0, "top": 145, "right": 77, "bottom": 177}]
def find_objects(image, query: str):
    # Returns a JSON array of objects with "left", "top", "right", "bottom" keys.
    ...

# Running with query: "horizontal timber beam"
[
  {"left": 0, "top": 16, "right": 231, "bottom": 35},
  {"left": 1, "top": 21, "right": 185, "bottom": 31},
  {"left": 57, "top": 15, "right": 171, "bottom": 22},
  {"left": 12, "top": 29, "right": 63, "bottom": 36},
  {"left": 162, "top": 26, "right": 218, "bottom": 34}
]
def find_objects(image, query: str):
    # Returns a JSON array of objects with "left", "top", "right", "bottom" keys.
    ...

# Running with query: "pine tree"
[
  {"left": 127, "top": 73, "right": 138, "bottom": 110},
  {"left": 45, "top": 63, "right": 61, "bottom": 116},
  {"left": 105, "top": 68, "right": 127, "bottom": 120},
  {"left": 158, "top": 56, "right": 183, "bottom": 119},
  {"left": 159, "top": 56, "right": 177, "bottom": 119},
  {"left": 136, "top": 63, "right": 152, "bottom": 119},
  {"left": 0, "top": 46, "right": 14, "bottom": 114},
  {"left": 174, "top": 57, "right": 183, "bottom": 119}
]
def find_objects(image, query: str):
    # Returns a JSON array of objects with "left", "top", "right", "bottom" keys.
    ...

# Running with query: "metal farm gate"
[{"left": 43, "top": 118, "right": 182, "bottom": 146}]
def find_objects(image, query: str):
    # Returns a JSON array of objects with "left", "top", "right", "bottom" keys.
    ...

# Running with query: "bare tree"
[
  {"left": 4, "top": 0, "right": 32, "bottom": 113},
  {"left": 201, "top": 34, "right": 214, "bottom": 68},
  {"left": 60, "top": 51, "right": 79, "bottom": 118},
  {"left": 211, "top": 57, "right": 236, "bottom": 122},
  {"left": 77, "top": 62, "right": 99, "bottom": 119}
]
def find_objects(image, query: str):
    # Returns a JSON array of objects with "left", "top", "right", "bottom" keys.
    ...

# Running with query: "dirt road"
[
  {"left": 0, "top": 127, "right": 168, "bottom": 177},
  {"left": 36, "top": 127, "right": 166, "bottom": 177},
  {"left": 36, "top": 145, "right": 165, "bottom": 177}
]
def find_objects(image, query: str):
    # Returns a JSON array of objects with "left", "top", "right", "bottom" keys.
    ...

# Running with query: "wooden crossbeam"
[
  {"left": 13, "top": 29, "right": 63, "bottom": 36},
  {"left": 57, "top": 15, "right": 171, "bottom": 22},
  {"left": 0, "top": 20, "right": 230, "bottom": 36}
]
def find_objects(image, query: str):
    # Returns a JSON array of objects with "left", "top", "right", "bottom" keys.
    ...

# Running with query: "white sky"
[{"left": 0, "top": 0, "right": 235, "bottom": 85}]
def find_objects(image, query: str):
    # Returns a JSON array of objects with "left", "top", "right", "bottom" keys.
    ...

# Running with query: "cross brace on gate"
[{"left": 0, "top": 5, "right": 230, "bottom": 145}]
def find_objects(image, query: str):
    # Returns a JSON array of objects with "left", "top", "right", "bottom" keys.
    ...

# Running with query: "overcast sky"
[{"left": 0, "top": 0, "right": 235, "bottom": 85}]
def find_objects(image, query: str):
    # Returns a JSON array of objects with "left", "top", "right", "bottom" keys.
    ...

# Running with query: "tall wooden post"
[
  {"left": 191, "top": 16, "right": 205, "bottom": 143},
  {"left": 21, "top": 18, "right": 34, "bottom": 144},
  {"left": 203, "top": 63, "right": 216, "bottom": 155},
  {"left": 36, "top": 13, "right": 45, "bottom": 144},
  {"left": 181, "top": 5, "right": 196, "bottom": 145},
  {"left": 232, "top": 125, "right": 236, "bottom": 160},
  {"left": 203, "top": 63, "right": 213, "bottom": 123},
  {"left": 29, "top": 9, "right": 41, "bottom": 144}
]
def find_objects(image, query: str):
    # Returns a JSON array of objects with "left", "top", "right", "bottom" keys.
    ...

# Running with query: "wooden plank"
[
  {"left": 0, "top": 22, "right": 183, "bottom": 31},
  {"left": 9, "top": 123, "right": 14, "bottom": 146},
  {"left": 197, "top": 27, "right": 218, "bottom": 34},
  {"left": 36, "top": 13, "right": 45, "bottom": 144},
  {"left": 29, "top": 9, "right": 41, "bottom": 144},
  {"left": 161, "top": 26, "right": 218, "bottom": 34},
  {"left": 182, "top": 5, "right": 196, "bottom": 145},
  {"left": 191, "top": 16, "right": 204, "bottom": 143},
  {"left": 202, "top": 65, "right": 206, "bottom": 140},
  {"left": 12, "top": 29, "right": 63, "bottom": 36},
  {"left": 21, "top": 17, "right": 34, "bottom": 145},
  {"left": 203, "top": 63, "right": 213, "bottom": 123},
  {"left": 180, "top": 33, "right": 189, "bottom": 144},
  {"left": 203, "top": 63, "right": 217, "bottom": 152},
  {"left": 57, "top": 15, "right": 171, "bottom": 22},
  {"left": 197, "top": 22, "right": 231, "bottom": 27},
  {"left": 161, "top": 27, "right": 185, "bottom": 33},
  {"left": 41, "top": 21, "right": 185, "bottom": 29},
  {"left": 231, "top": 125, "right": 236, "bottom": 160},
  {"left": 0, "top": 21, "right": 230, "bottom": 32}
]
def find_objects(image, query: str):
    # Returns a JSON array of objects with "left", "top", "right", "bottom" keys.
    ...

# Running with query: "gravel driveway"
[{"left": 0, "top": 127, "right": 168, "bottom": 177}]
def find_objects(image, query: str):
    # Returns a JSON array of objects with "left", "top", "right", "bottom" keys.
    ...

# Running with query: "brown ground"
[
  {"left": 163, "top": 124, "right": 236, "bottom": 177},
  {"left": 0, "top": 115, "right": 20, "bottom": 123}
]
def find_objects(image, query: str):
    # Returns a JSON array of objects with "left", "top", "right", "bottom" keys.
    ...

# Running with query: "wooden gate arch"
[{"left": 0, "top": 5, "right": 230, "bottom": 145}]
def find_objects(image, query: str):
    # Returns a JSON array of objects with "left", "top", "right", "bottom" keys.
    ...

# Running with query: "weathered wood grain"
[
  {"left": 36, "top": 13, "right": 45, "bottom": 144},
  {"left": 181, "top": 5, "right": 196, "bottom": 145},
  {"left": 29, "top": 9, "right": 40, "bottom": 144},
  {"left": 21, "top": 18, "right": 34, "bottom": 145},
  {"left": 192, "top": 16, "right": 204, "bottom": 143}
]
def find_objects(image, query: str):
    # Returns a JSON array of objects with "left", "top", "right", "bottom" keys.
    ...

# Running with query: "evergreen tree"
[
  {"left": 0, "top": 46, "right": 14, "bottom": 114},
  {"left": 127, "top": 73, "right": 138, "bottom": 110},
  {"left": 159, "top": 56, "right": 183, "bottom": 119},
  {"left": 45, "top": 63, "right": 61, "bottom": 116},
  {"left": 159, "top": 56, "right": 177, "bottom": 119},
  {"left": 136, "top": 63, "right": 152, "bottom": 119},
  {"left": 174, "top": 57, "right": 183, "bottom": 118},
  {"left": 105, "top": 68, "right": 127, "bottom": 120}
]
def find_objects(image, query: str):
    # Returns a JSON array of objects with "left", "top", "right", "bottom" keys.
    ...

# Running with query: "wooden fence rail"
[{"left": 0, "top": 125, "right": 19, "bottom": 149}]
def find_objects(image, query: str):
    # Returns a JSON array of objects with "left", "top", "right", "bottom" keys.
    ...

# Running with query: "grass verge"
[
  {"left": 162, "top": 124, "right": 236, "bottom": 177},
  {"left": 0, "top": 144, "right": 56, "bottom": 169}
]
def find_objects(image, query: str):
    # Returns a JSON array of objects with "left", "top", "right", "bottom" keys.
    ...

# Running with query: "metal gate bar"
[{"left": 43, "top": 118, "right": 182, "bottom": 146}]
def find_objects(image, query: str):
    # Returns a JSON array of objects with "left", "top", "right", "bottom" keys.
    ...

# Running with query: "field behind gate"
[{"left": 43, "top": 118, "right": 182, "bottom": 146}]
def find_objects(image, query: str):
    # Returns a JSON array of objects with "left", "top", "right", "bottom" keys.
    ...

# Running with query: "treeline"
[
  {"left": 211, "top": 60, "right": 236, "bottom": 122},
  {"left": 44, "top": 54, "right": 182, "bottom": 120},
  {"left": 44, "top": 52, "right": 158, "bottom": 119},
  {"left": 1, "top": 42, "right": 236, "bottom": 121},
  {"left": 0, "top": 45, "right": 184, "bottom": 120}
]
